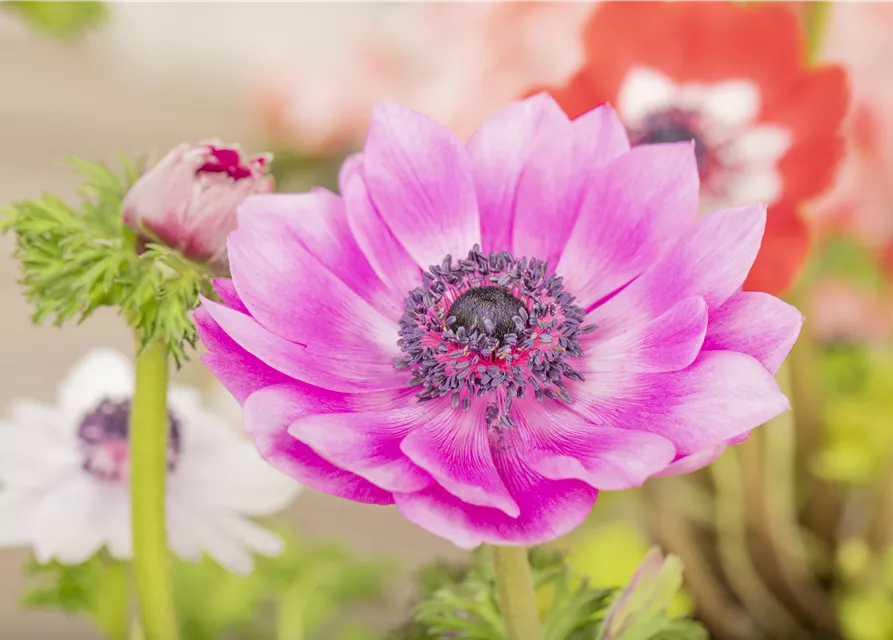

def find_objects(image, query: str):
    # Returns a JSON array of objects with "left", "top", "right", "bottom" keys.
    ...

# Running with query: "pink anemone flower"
[{"left": 197, "top": 94, "right": 802, "bottom": 548}]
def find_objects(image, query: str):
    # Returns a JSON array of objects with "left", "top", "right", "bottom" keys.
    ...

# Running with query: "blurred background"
[{"left": 1, "top": 2, "right": 892, "bottom": 639}]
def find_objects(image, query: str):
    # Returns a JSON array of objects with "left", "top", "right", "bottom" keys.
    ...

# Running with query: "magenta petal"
[
  {"left": 343, "top": 170, "right": 422, "bottom": 298},
  {"left": 557, "top": 143, "right": 699, "bottom": 309},
  {"left": 590, "top": 204, "right": 768, "bottom": 338},
  {"left": 509, "top": 112, "right": 578, "bottom": 267},
  {"left": 518, "top": 399, "right": 675, "bottom": 490},
  {"left": 655, "top": 444, "right": 728, "bottom": 477},
  {"left": 364, "top": 102, "right": 481, "bottom": 268},
  {"left": 242, "top": 384, "right": 394, "bottom": 504},
  {"left": 703, "top": 291, "right": 803, "bottom": 375},
  {"left": 465, "top": 94, "right": 569, "bottom": 255},
  {"left": 573, "top": 351, "right": 789, "bottom": 455},
  {"left": 394, "top": 477, "right": 598, "bottom": 549},
  {"left": 196, "top": 307, "right": 291, "bottom": 404},
  {"left": 572, "top": 104, "right": 631, "bottom": 168},
  {"left": 399, "top": 402, "right": 519, "bottom": 517},
  {"left": 212, "top": 278, "right": 248, "bottom": 314},
  {"left": 508, "top": 104, "right": 629, "bottom": 268},
  {"left": 200, "top": 298, "right": 404, "bottom": 393},
  {"left": 288, "top": 405, "right": 435, "bottom": 494},
  {"left": 228, "top": 229, "right": 400, "bottom": 363},
  {"left": 337, "top": 153, "right": 364, "bottom": 194},
  {"left": 236, "top": 190, "right": 402, "bottom": 319},
  {"left": 581, "top": 296, "right": 707, "bottom": 374}
]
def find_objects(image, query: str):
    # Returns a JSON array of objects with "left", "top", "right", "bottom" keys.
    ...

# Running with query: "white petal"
[
  {"left": 166, "top": 498, "right": 204, "bottom": 563},
  {"left": 168, "top": 400, "right": 301, "bottom": 516},
  {"left": 33, "top": 471, "right": 119, "bottom": 564},
  {"left": 57, "top": 349, "right": 135, "bottom": 419},
  {"left": 0, "top": 410, "right": 79, "bottom": 486},
  {"left": 213, "top": 513, "right": 285, "bottom": 558},
  {"left": 167, "top": 497, "right": 254, "bottom": 575},
  {"left": 726, "top": 125, "right": 793, "bottom": 165},
  {"left": 171, "top": 433, "right": 300, "bottom": 516},
  {"left": 168, "top": 384, "right": 204, "bottom": 418},
  {"left": 0, "top": 488, "right": 41, "bottom": 546},
  {"left": 616, "top": 66, "right": 678, "bottom": 125},
  {"left": 682, "top": 79, "right": 760, "bottom": 131},
  {"left": 104, "top": 493, "right": 133, "bottom": 561},
  {"left": 723, "top": 165, "right": 785, "bottom": 207}
]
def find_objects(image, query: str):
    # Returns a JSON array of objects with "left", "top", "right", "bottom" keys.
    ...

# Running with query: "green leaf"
[
  {"left": 2, "top": 1, "right": 108, "bottom": 40},
  {"left": 20, "top": 554, "right": 112, "bottom": 618},
  {"left": 2, "top": 157, "right": 212, "bottom": 366}
]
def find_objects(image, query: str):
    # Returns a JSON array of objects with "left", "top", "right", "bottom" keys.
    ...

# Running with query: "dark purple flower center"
[
  {"left": 196, "top": 146, "right": 258, "bottom": 181},
  {"left": 77, "top": 398, "right": 182, "bottom": 482},
  {"left": 446, "top": 286, "right": 526, "bottom": 345},
  {"left": 396, "top": 246, "right": 595, "bottom": 415},
  {"left": 629, "top": 108, "right": 711, "bottom": 176}
]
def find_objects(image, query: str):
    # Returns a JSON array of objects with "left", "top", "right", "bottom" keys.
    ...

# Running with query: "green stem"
[
  {"left": 491, "top": 546, "right": 544, "bottom": 640},
  {"left": 95, "top": 558, "right": 130, "bottom": 640},
  {"left": 276, "top": 582, "right": 305, "bottom": 640},
  {"left": 130, "top": 340, "right": 178, "bottom": 640}
]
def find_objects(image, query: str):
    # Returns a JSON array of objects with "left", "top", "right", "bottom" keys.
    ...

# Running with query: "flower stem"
[
  {"left": 130, "top": 339, "right": 179, "bottom": 640},
  {"left": 491, "top": 545, "right": 544, "bottom": 640},
  {"left": 276, "top": 582, "right": 305, "bottom": 640},
  {"left": 95, "top": 557, "right": 129, "bottom": 640}
]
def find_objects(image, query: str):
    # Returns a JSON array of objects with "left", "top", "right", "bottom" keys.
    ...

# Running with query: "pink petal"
[
  {"left": 510, "top": 105, "right": 631, "bottom": 268},
  {"left": 242, "top": 384, "right": 393, "bottom": 504},
  {"left": 212, "top": 278, "right": 249, "bottom": 314},
  {"left": 517, "top": 399, "right": 675, "bottom": 490},
  {"left": 573, "top": 104, "right": 631, "bottom": 169},
  {"left": 343, "top": 169, "right": 422, "bottom": 298},
  {"left": 572, "top": 351, "right": 789, "bottom": 455},
  {"left": 236, "top": 191, "right": 402, "bottom": 320},
  {"left": 288, "top": 404, "right": 436, "bottom": 494},
  {"left": 589, "top": 204, "right": 768, "bottom": 338},
  {"left": 703, "top": 291, "right": 803, "bottom": 375},
  {"left": 337, "top": 153, "right": 364, "bottom": 194},
  {"left": 228, "top": 229, "right": 400, "bottom": 364},
  {"left": 200, "top": 298, "right": 405, "bottom": 393},
  {"left": 394, "top": 477, "right": 598, "bottom": 549},
  {"left": 364, "top": 102, "right": 481, "bottom": 269},
  {"left": 399, "top": 401, "right": 519, "bottom": 517},
  {"left": 655, "top": 444, "right": 728, "bottom": 477},
  {"left": 580, "top": 296, "right": 707, "bottom": 374},
  {"left": 509, "top": 110, "right": 578, "bottom": 267},
  {"left": 557, "top": 143, "right": 700, "bottom": 309},
  {"left": 195, "top": 307, "right": 291, "bottom": 405},
  {"left": 464, "top": 94, "right": 569, "bottom": 254}
]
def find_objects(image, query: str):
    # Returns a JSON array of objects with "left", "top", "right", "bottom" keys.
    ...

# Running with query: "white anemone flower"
[{"left": 0, "top": 348, "right": 300, "bottom": 574}]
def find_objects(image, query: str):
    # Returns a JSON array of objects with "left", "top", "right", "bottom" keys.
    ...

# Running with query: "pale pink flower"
[
  {"left": 810, "top": 3, "right": 893, "bottom": 251},
  {"left": 254, "top": 2, "right": 595, "bottom": 154},
  {"left": 122, "top": 142, "right": 274, "bottom": 269}
]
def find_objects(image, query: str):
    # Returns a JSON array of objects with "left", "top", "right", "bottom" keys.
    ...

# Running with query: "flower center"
[
  {"left": 446, "top": 286, "right": 526, "bottom": 346},
  {"left": 396, "top": 246, "right": 594, "bottom": 412},
  {"left": 77, "top": 398, "right": 182, "bottom": 482},
  {"left": 629, "top": 108, "right": 711, "bottom": 176},
  {"left": 196, "top": 146, "right": 259, "bottom": 181}
]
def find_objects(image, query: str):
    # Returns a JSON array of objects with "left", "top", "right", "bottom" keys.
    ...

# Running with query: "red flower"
[{"left": 543, "top": 1, "right": 848, "bottom": 295}]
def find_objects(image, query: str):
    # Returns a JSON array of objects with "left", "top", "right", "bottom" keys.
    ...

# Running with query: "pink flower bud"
[{"left": 122, "top": 142, "right": 274, "bottom": 268}]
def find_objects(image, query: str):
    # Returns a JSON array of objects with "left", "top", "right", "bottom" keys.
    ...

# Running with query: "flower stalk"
[
  {"left": 491, "top": 545, "right": 544, "bottom": 640},
  {"left": 129, "top": 339, "right": 178, "bottom": 640},
  {"left": 95, "top": 557, "right": 130, "bottom": 640}
]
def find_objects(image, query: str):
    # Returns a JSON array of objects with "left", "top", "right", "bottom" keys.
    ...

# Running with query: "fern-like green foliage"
[
  {"left": 1, "top": 158, "right": 213, "bottom": 365},
  {"left": 388, "top": 547, "right": 706, "bottom": 640},
  {"left": 2, "top": 1, "right": 108, "bottom": 41}
]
